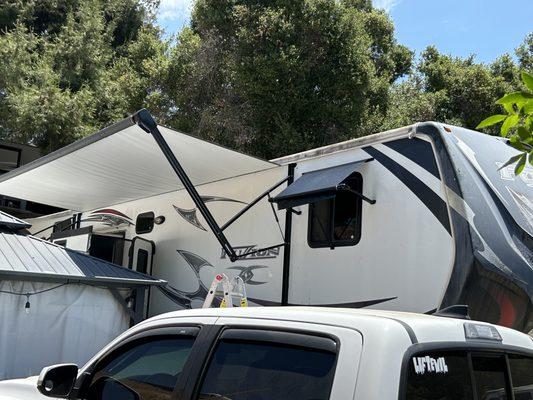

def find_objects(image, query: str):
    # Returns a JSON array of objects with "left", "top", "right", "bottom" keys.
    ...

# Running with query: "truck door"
[{"left": 178, "top": 317, "right": 362, "bottom": 400}]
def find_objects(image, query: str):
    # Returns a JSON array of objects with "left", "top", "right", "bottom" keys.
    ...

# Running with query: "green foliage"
[
  {"left": 0, "top": 0, "right": 166, "bottom": 152},
  {"left": 1, "top": 0, "right": 531, "bottom": 162},
  {"left": 166, "top": 0, "right": 412, "bottom": 158},
  {"left": 374, "top": 36, "right": 531, "bottom": 136},
  {"left": 476, "top": 71, "right": 533, "bottom": 174}
]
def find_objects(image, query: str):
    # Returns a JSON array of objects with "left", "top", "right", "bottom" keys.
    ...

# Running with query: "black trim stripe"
[
  {"left": 383, "top": 138, "right": 440, "bottom": 179},
  {"left": 363, "top": 146, "right": 451, "bottom": 235},
  {"left": 249, "top": 296, "right": 396, "bottom": 308}
]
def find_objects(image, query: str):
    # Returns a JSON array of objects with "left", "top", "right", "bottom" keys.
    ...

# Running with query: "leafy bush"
[{"left": 477, "top": 71, "right": 533, "bottom": 174}]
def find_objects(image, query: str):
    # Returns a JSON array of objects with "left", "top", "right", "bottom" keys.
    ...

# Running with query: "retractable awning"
[
  {"left": 272, "top": 158, "right": 374, "bottom": 210},
  {"left": 0, "top": 110, "right": 276, "bottom": 212}
]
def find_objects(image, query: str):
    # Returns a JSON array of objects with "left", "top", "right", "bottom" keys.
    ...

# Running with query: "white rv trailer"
[{"left": 0, "top": 109, "right": 531, "bottom": 332}]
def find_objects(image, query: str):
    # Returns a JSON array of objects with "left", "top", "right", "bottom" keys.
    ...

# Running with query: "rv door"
[
  {"left": 50, "top": 226, "right": 93, "bottom": 252},
  {"left": 128, "top": 237, "right": 155, "bottom": 318},
  {"left": 128, "top": 237, "right": 155, "bottom": 276}
]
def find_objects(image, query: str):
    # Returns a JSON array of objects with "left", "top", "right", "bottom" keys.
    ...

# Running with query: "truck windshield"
[{"left": 405, "top": 351, "right": 533, "bottom": 400}]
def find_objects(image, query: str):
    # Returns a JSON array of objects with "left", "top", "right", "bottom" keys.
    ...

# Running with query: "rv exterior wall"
[
  {"left": 288, "top": 134, "right": 454, "bottom": 312},
  {"left": 26, "top": 131, "right": 455, "bottom": 315}
]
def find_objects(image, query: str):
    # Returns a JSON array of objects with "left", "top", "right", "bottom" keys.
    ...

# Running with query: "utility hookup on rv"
[{"left": 0, "top": 109, "right": 531, "bottom": 332}]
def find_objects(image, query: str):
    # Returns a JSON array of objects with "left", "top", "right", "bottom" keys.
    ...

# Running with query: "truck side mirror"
[{"left": 37, "top": 364, "right": 78, "bottom": 398}]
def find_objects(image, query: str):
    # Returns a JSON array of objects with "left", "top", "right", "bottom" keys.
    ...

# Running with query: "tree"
[
  {"left": 378, "top": 35, "right": 531, "bottom": 134},
  {"left": 0, "top": 0, "right": 167, "bottom": 152},
  {"left": 516, "top": 33, "right": 533, "bottom": 72},
  {"left": 164, "top": 0, "right": 412, "bottom": 159}
]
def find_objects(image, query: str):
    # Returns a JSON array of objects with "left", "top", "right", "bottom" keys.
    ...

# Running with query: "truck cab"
[{"left": 1, "top": 307, "right": 533, "bottom": 400}]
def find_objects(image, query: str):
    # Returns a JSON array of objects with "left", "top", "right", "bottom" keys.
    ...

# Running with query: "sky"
[{"left": 157, "top": 0, "right": 533, "bottom": 64}]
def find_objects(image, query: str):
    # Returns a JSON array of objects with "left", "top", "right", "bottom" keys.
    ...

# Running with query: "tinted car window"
[
  {"left": 87, "top": 336, "right": 194, "bottom": 400},
  {"left": 509, "top": 355, "right": 533, "bottom": 400},
  {"left": 405, "top": 351, "right": 532, "bottom": 400},
  {"left": 198, "top": 340, "right": 336, "bottom": 400},
  {"left": 472, "top": 355, "right": 508, "bottom": 400},
  {"left": 405, "top": 351, "right": 473, "bottom": 400}
]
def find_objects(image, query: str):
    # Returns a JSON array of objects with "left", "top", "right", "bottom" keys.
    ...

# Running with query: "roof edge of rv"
[{"left": 271, "top": 123, "right": 423, "bottom": 165}]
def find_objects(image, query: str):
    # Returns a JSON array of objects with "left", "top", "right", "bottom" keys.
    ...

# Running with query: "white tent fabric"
[
  {"left": 0, "top": 280, "right": 129, "bottom": 380},
  {"left": 0, "top": 121, "right": 276, "bottom": 211}
]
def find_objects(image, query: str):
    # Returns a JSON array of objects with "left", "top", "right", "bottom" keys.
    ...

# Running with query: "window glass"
[
  {"left": 308, "top": 172, "right": 362, "bottom": 248},
  {"left": 405, "top": 352, "right": 473, "bottom": 400},
  {"left": 136, "top": 212, "right": 155, "bottom": 234},
  {"left": 198, "top": 340, "right": 336, "bottom": 400},
  {"left": 136, "top": 249, "right": 149, "bottom": 274},
  {"left": 309, "top": 200, "right": 332, "bottom": 244},
  {"left": 333, "top": 190, "right": 359, "bottom": 241},
  {"left": 0, "top": 146, "right": 20, "bottom": 173},
  {"left": 472, "top": 355, "right": 508, "bottom": 400},
  {"left": 509, "top": 355, "right": 533, "bottom": 400},
  {"left": 87, "top": 336, "right": 194, "bottom": 400}
]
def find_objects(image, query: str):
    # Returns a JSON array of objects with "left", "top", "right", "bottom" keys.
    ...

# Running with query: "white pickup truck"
[{"left": 1, "top": 307, "right": 532, "bottom": 400}]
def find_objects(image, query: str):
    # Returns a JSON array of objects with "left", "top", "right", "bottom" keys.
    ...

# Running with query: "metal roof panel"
[{"left": 0, "top": 232, "right": 165, "bottom": 287}]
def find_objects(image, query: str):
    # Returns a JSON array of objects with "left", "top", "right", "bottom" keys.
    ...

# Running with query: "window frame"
[
  {"left": 398, "top": 342, "right": 533, "bottom": 400},
  {"left": 190, "top": 326, "right": 340, "bottom": 400},
  {"left": 136, "top": 212, "right": 155, "bottom": 234},
  {"left": 307, "top": 172, "right": 363, "bottom": 249}
]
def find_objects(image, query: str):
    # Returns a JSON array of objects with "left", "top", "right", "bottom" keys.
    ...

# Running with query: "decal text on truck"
[{"left": 412, "top": 356, "right": 449, "bottom": 375}]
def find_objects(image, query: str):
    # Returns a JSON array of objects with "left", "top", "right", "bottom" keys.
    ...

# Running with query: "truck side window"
[
  {"left": 197, "top": 339, "right": 336, "bottom": 400},
  {"left": 508, "top": 355, "right": 533, "bottom": 399},
  {"left": 406, "top": 351, "right": 473, "bottom": 400},
  {"left": 308, "top": 172, "right": 362, "bottom": 248},
  {"left": 405, "top": 351, "right": 523, "bottom": 400},
  {"left": 471, "top": 355, "right": 509, "bottom": 399},
  {"left": 85, "top": 335, "right": 195, "bottom": 400}
]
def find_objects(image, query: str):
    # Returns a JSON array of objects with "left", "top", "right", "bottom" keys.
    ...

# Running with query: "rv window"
[
  {"left": 136, "top": 212, "right": 155, "bottom": 234},
  {"left": 136, "top": 249, "right": 149, "bottom": 275},
  {"left": 0, "top": 145, "right": 20, "bottom": 174},
  {"left": 308, "top": 172, "right": 362, "bottom": 248}
]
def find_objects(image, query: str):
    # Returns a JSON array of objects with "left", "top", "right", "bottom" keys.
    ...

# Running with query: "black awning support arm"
[
  {"left": 134, "top": 109, "right": 289, "bottom": 263},
  {"left": 336, "top": 183, "right": 376, "bottom": 204},
  {"left": 221, "top": 175, "right": 290, "bottom": 231}
]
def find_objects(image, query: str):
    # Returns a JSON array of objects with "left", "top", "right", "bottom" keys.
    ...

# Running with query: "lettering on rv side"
[
  {"left": 220, "top": 245, "right": 280, "bottom": 260},
  {"left": 412, "top": 356, "right": 449, "bottom": 375}
]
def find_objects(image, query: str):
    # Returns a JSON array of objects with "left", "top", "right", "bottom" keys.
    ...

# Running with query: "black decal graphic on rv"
[
  {"left": 173, "top": 205, "right": 207, "bottom": 231},
  {"left": 173, "top": 250, "right": 271, "bottom": 308},
  {"left": 227, "top": 265, "right": 271, "bottom": 285},
  {"left": 85, "top": 209, "right": 133, "bottom": 227},
  {"left": 220, "top": 245, "right": 280, "bottom": 259},
  {"left": 173, "top": 196, "right": 246, "bottom": 231}
]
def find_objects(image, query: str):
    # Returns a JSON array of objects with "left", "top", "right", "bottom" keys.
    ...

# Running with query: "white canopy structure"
[{"left": 0, "top": 110, "right": 276, "bottom": 212}]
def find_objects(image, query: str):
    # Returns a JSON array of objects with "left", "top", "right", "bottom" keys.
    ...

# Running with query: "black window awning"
[{"left": 272, "top": 158, "right": 374, "bottom": 210}]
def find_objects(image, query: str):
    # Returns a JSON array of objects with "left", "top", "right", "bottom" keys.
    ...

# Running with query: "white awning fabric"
[{"left": 0, "top": 113, "right": 276, "bottom": 211}]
